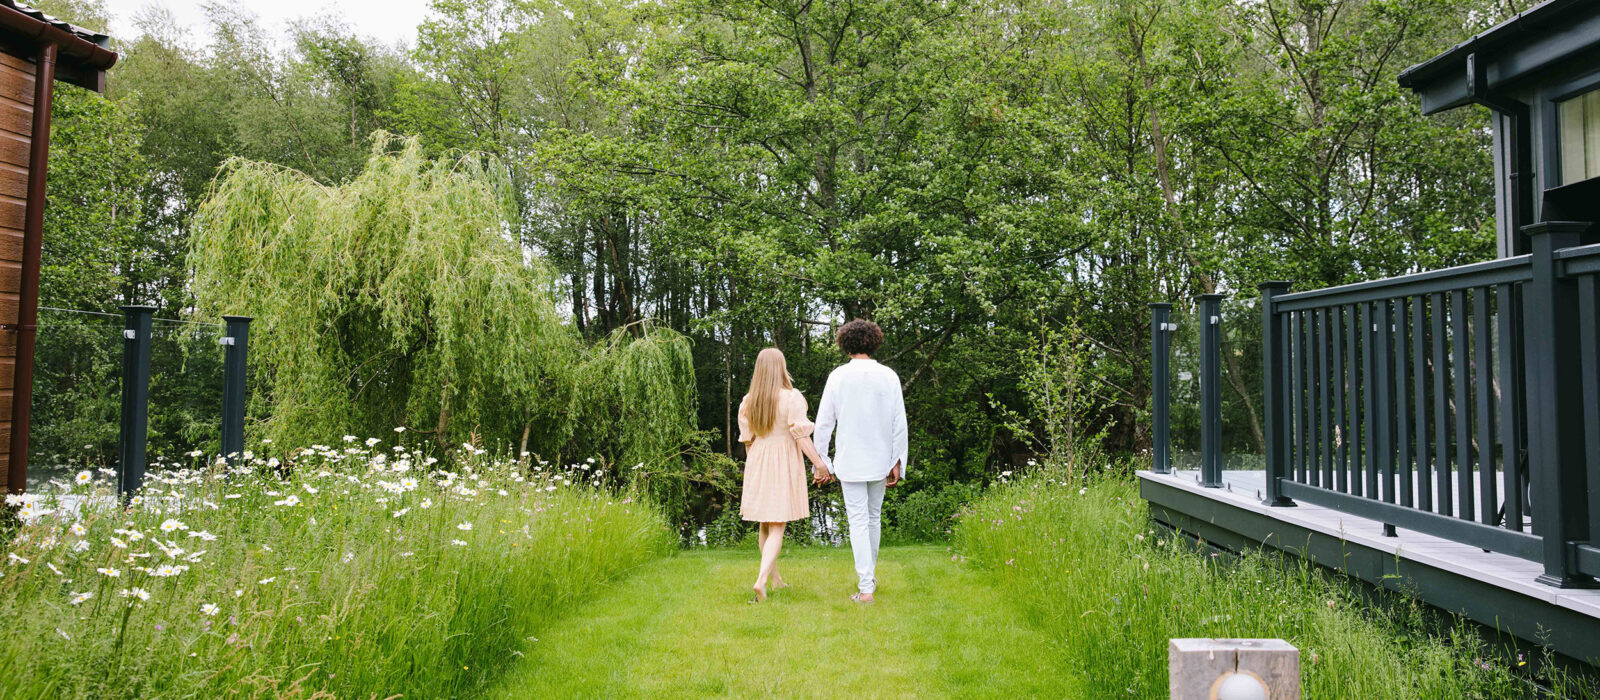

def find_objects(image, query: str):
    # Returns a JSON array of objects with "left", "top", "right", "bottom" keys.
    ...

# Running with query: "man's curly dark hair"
[{"left": 835, "top": 319, "right": 884, "bottom": 356}]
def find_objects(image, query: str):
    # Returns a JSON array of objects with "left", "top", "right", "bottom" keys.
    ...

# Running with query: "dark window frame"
[{"left": 1541, "top": 68, "right": 1600, "bottom": 188}]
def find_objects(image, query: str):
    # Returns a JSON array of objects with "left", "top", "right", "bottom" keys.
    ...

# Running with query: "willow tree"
[{"left": 190, "top": 134, "right": 579, "bottom": 451}]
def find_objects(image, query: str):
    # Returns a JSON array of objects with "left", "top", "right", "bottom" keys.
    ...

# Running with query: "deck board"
[{"left": 1139, "top": 469, "right": 1600, "bottom": 626}]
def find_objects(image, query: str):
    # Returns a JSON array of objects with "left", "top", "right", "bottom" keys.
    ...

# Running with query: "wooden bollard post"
[{"left": 1169, "top": 638, "right": 1299, "bottom": 700}]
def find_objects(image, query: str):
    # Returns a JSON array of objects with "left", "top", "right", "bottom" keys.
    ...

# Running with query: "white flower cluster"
[{"left": 1, "top": 433, "right": 626, "bottom": 626}]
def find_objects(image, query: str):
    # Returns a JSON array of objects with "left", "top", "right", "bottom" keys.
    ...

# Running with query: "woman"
[{"left": 738, "top": 348, "right": 828, "bottom": 602}]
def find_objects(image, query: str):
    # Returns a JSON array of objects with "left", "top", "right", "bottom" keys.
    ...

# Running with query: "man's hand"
[
  {"left": 813, "top": 464, "right": 835, "bottom": 486},
  {"left": 885, "top": 463, "right": 901, "bottom": 487}
]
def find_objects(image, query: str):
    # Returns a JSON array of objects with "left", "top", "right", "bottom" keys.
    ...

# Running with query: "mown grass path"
[{"left": 489, "top": 544, "right": 1081, "bottom": 698}]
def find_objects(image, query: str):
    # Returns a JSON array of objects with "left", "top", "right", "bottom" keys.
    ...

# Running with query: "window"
[{"left": 1559, "top": 89, "right": 1600, "bottom": 184}]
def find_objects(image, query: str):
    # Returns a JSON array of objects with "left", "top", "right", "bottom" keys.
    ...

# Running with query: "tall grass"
[
  {"left": 953, "top": 472, "right": 1582, "bottom": 699},
  {"left": 0, "top": 438, "right": 674, "bottom": 698}
]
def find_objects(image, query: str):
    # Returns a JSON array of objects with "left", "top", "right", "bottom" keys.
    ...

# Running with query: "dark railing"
[
  {"left": 1262, "top": 257, "right": 1536, "bottom": 559},
  {"left": 116, "top": 306, "right": 252, "bottom": 498},
  {"left": 1152, "top": 221, "right": 1600, "bottom": 588}
]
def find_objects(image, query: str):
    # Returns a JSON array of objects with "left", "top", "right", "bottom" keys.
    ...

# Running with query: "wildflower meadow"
[
  {"left": 0, "top": 435, "right": 673, "bottom": 698},
  {"left": 952, "top": 471, "right": 1590, "bottom": 698}
]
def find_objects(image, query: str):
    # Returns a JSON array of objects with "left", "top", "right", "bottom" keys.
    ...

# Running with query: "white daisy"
[{"left": 69, "top": 591, "right": 93, "bottom": 605}]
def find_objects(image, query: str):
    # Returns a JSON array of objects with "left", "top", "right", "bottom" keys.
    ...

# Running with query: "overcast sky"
[{"left": 105, "top": 0, "right": 435, "bottom": 48}]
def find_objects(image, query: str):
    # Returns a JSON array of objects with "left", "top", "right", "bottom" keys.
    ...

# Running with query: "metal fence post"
[
  {"left": 118, "top": 305, "right": 155, "bottom": 499},
  {"left": 1523, "top": 221, "right": 1597, "bottom": 588},
  {"left": 220, "top": 316, "right": 252, "bottom": 463},
  {"left": 1259, "top": 282, "right": 1294, "bottom": 506},
  {"left": 1198, "top": 293, "right": 1225, "bottom": 488},
  {"left": 1150, "top": 303, "right": 1174, "bottom": 474}
]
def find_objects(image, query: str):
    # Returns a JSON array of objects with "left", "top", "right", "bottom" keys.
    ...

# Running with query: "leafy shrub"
[
  {"left": 701, "top": 505, "right": 754, "bottom": 548},
  {"left": 884, "top": 482, "right": 983, "bottom": 543}
]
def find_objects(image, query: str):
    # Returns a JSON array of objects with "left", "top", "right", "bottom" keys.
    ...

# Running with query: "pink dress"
[{"left": 738, "top": 388, "right": 813, "bottom": 522}]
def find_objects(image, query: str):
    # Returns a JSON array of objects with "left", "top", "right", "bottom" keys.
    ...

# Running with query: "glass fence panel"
[
  {"left": 1219, "top": 295, "right": 1264, "bottom": 471},
  {"left": 27, "top": 308, "right": 124, "bottom": 490},
  {"left": 146, "top": 318, "right": 227, "bottom": 465},
  {"left": 1168, "top": 303, "right": 1201, "bottom": 473}
]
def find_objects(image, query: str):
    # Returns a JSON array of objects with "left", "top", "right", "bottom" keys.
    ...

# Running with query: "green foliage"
[
  {"left": 699, "top": 505, "right": 753, "bottom": 548},
  {"left": 883, "top": 482, "right": 983, "bottom": 544},
  {"left": 953, "top": 472, "right": 1587, "bottom": 698},
  {"left": 0, "top": 445, "right": 674, "bottom": 698},
  {"left": 189, "top": 134, "right": 578, "bottom": 452},
  {"left": 996, "top": 321, "right": 1111, "bottom": 476},
  {"left": 25, "top": 0, "right": 1537, "bottom": 529}
]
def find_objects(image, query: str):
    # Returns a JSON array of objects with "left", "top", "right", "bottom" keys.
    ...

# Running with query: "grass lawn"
[{"left": 490, "top": 544, "right": 1083, "bottom": 698}]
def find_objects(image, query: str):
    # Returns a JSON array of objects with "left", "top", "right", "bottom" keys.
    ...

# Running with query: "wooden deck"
[{"left": 1138, "top": 469, "right": 1600, "bottom": 664}]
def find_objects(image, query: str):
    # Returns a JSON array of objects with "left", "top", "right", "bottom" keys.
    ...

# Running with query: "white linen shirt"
[{"left": 814, "top": 358, "right": 909, "bottom": 482}]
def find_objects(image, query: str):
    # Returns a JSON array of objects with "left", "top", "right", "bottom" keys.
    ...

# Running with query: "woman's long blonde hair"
[{"left": 746, "top": 348, "right": 794, "bottom": 437}]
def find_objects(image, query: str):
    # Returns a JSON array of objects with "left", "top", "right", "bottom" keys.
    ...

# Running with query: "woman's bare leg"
[
  {"left": 753, "top": 522, "right": 786, "bottom": 601},
  {"left": 753, "top": 523, "right": 769, "bottom": 601}
]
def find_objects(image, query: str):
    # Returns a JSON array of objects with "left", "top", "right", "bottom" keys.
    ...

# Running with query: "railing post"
[
  {"left": 1150, "top": 303, "right": 1174, "bottom": 474},
  {"left": 1198, "top": 293, "right": 1225, "bottom": 488},
  {"left": 118, "top": 305, "right": 155, "bottom": 500},
  {"left": 220, "top": 316, "right": 252, "bottom": 464},
  {"left": 1523, "top": 221, "right": 1597, "bottom": 588},
  {"left": 1259, "top": 282, "right": 1294, "bottom": 506}
]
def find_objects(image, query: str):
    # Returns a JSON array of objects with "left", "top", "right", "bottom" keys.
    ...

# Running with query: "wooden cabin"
[
  {"left": 1141, "top": 0, "right": 1600, "bottom": 666},
  {"left": 1399, "top": 0, "right": 1600, "bottom": 256},
  {"left": 0, "top": 1, "right": 116, "bottom": 495}
]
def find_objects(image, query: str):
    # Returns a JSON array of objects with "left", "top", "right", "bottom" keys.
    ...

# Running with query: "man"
[{"left": 813, "top": 319, "right": 908, "bottom": 604}]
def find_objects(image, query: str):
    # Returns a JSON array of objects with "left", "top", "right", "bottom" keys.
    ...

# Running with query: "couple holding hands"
[{"left": 737, "top": 319, "right": 908, "bottom": 604}]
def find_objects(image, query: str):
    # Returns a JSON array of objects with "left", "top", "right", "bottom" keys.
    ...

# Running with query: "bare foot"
[
  {"left": 850, "top": 592, "right": 874, "bottom": 604},
  {"left": 752, "top": 584, "right": 767, "bottom": 603},
  {"left": 770, "top": 574, "right": 789, "bottom": 590}
]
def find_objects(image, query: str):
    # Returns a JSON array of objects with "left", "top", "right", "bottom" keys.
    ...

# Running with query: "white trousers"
[{"left": 840, "top": 479, "right": 886, "bottom": 594}]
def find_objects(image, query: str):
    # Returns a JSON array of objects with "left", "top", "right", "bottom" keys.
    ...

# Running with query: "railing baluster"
[
  {"left": 1413, "top": 296, "right": 1432, "bottom": 512},
  {"left": 1293, "top": 311, "right": 1306, "bottom": 483},
  {"left": 1474, "top": 288, "right": 1496, "bottom": 526},
  {"left": 1453, "top": 288, "right": 1474, "bottom": 521},
  {"left": 1432, "top": 292, "right": 1452, "bottom": 517},
  {"left": 1496, "top": 283, "right": 1523, "bottom": 530},
  {"left": 1376, "top": 300, "right": 1395, "bottom": 509},
  {"left": 1320, "top": 308, "right": 1334, "bottom": 489},
  {"left": 1347, "top": 305, "right": 1361, "bottom": 494},
  {"left": 1333, "top": 305, "right": 1348, "bottom": 494},
  {"left": 1362, "top": 302, "right": 1377, "bottom": 500},
  {"left": 1395, "top": 298, "right": 1413, "bottom": 508},
  {"left": 1305, "top": 311, "right": 1318, "bottom": 485}
]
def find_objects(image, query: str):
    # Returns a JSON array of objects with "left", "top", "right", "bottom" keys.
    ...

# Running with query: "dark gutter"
[
  {"left": 5, "top": 39, "right": 51, "bottom": 495},
  {"left": 1398, "top": 0, "right": 1586, "bottom": 89},
  {"left": 0, "top": 2, "right": 113, "bottom": 71}
]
